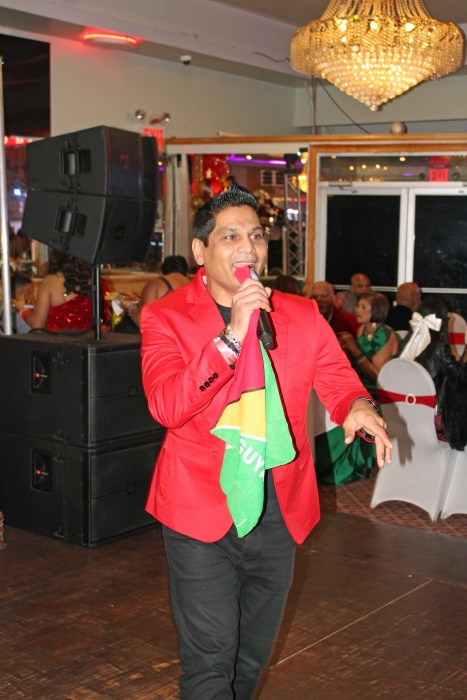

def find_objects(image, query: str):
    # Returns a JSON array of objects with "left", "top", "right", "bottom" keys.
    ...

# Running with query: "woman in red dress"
[{"left": 23, "top": 252, "right": 107, "bottom": 331}]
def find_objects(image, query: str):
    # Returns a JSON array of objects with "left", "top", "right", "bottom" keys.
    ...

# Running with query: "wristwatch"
[{"left": 351, "top": 396, "right": 381, "bottom": 443}]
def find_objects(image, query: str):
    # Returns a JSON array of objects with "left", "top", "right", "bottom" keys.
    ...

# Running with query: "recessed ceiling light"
[{"left": 83, "top": 30, "right": 139, "bottom": 47}]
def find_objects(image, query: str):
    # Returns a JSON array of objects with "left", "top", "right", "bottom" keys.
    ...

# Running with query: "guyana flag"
[{"left": 211, "top": 308, "right": 295, "bottom": 537}]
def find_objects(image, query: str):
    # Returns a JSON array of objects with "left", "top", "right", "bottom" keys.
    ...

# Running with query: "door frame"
[
  {"left": 317, "top": 182, "right": 467, "bottom": 293},
  {"left": 306, "top": 133, "right": 467, "bottom": 292}
]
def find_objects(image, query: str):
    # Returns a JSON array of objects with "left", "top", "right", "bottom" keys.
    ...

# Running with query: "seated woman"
[
  {"left": 121, "top": 254, "right": 190, "bottom": 329},
  {"left": 315, "top": 292, "right": 398, "bottom": 485},
  {"left": 398, "top": 297, "right": 458, "bottom": 440},
  {"left": 339, "top": 292, "right": 399, "bottom": 399},
  {"left": 23, "top": 252, "right": 98, "bottom": 331}
]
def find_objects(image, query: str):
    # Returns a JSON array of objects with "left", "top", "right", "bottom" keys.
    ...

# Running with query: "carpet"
[{"left": 318, "top": 473, "right": 467, "bottom": 539}]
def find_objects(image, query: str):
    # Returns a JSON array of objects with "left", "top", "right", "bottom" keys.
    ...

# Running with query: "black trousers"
[{"left": 163, "top": 518, "right": 296, "bottom": 700}]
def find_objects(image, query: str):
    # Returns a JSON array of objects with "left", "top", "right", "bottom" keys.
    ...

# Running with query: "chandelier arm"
[
  {"left": 320, "top": 0, "right": 435, "bottom": 20},
  {"left": 403, "top": 0, "right": 431, "bottom": 19}
]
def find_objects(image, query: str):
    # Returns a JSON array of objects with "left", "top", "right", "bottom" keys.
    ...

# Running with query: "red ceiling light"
[{"left": 83, "top": 30, "right": 140, "bottom": 47}]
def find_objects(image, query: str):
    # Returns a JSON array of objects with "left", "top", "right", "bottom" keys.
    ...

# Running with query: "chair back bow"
[{"left": 398, "top": 312, "right": 442, "bottom": 360}]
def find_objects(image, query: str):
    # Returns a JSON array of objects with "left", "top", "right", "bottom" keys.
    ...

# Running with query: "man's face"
[
  {"left": 350, "top": 274, "right": 371, "bottom": 295},
  {"left": 192, "top": 205, "right": 267, "bottom": 306},
  {"left": 311, "top": 283, "right": 334, "bottom": 317}
]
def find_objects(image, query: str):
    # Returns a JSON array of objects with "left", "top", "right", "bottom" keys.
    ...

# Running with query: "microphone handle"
[
  {"left": 250, "top": 270, "right": 275, "bottom": 350},
  {"left": 258, "top": 309, "right": 275, "bottom": 350}
]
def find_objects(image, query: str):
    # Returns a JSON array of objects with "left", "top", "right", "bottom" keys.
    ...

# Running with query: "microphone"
[{"left": 250, "top": 270, "right": 275, "bottom": 350}]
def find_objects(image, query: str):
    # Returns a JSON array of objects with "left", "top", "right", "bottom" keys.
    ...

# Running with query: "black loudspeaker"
[
  {"left": 0, "top": 433, "right": 162, "bottom": 546},
  {"left": 21, "top": 126, "right": 158, "bottom": 264},
  {"left": 22, "top": 190, "right": 149, "bottom": 265},
  {"left": 26, "top": 125, "right": 144, "bottom": 196},
  {"left": 0, "top": 333, "right": 165, "bottom": 545},
  {"left": 0, "top": 333, "right": 158, "bottom": 446}
]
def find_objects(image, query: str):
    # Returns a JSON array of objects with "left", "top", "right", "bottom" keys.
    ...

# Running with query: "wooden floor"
[{"left": 1, "top": 511, "right": 466, "bottom": 699}]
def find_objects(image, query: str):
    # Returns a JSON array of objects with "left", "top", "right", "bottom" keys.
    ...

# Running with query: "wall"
[
  {"left": 46, "top": 36, "right": 297, "bottom": 138},
  {"left": 293, "top": 73, "right": 467, "bottom": 134},
  {"left": 3, "top": 23, "right": 467, "bottom": 139}
]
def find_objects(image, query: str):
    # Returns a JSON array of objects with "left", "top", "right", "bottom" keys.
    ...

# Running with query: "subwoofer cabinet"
[
  {"left": 0, "top": 433, "right": 163, "bottom": 546},
  {"left": 0, "top": 332, "right": 157, "bottom": 445},
  {"left": 0, "top": 333, "right": 165, "bottom": 546}
]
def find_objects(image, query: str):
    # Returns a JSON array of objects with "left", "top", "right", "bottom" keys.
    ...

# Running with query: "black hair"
[
  {"left": 419, "top": 297, "right": 449, "bottom": 342},
  {"left": 161, "top": 255, "right": 188, "bottom": 276},
  {"left": 192, "top": 183, "right": 259, "bottom": 245},
  {"left": 48, "top": 251, "right": 92, "bottom": 297}
]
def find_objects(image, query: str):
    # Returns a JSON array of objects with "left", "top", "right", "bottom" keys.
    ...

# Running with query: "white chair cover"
[
  {"left": 307, "top": 388, "right": 334, "bottom": 460},
  {"left": 370, "top": 358, "right": 453, "bottom": 521},
  {"left": 440, "top": 448, "right": 467, "bottom": 519},
  {"left": 447, "top": 312, "right": 467, "bottom": 361}
]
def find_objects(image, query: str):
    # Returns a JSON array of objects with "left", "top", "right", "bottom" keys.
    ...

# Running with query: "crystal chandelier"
[{"left": 290, "top": 0, "right": 465, "bottom": 110}]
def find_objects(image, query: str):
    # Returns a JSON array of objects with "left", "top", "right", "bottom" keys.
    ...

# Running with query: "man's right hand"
[{"left": 229, "top": 277, "right": 271, "bottom": 343}]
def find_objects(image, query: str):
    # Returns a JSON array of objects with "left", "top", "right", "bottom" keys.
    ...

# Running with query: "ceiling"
[
  {"left": 1, "top": 0, "right": 466, "bottom": 85},
  {"left": 213, "top": 0, "right": 467, "bottom": 26}
]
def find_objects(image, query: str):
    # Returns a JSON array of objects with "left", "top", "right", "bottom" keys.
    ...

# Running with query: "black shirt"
[{"left": 386, "top": 305, "right": 412, "bottom": 331}]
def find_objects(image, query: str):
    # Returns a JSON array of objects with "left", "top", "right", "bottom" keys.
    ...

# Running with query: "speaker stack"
[
  {"left": 0, "top": 333, "right": 165, "bottom": 546},
  {"left": 21, "top": 125, "right": 159, "bottom": 264},
  {"left": 2, "top": 127, "right": 163, "bottom": 545}
]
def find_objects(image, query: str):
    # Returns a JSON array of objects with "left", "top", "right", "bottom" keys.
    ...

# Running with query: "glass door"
[
  {"left": 408, "top": 188, "right": 467, "bottom": 289},
  {"left": 317, "top": 183, "right": 467, "bottom": 316},
  {"left": 316, "top": 184, "right": 408, "bottom": 293},
  {"left": 408, "top": 187, "right": 467, "bottom": 317}
]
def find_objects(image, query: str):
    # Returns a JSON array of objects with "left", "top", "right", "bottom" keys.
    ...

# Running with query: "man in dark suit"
[{"left": 387, "top": 282, "right": 422, "bottom": 331}]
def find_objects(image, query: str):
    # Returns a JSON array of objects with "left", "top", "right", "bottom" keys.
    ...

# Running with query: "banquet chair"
[
  {"left": 396, "top": 329, "right": 408, "bottom": 342},
  {"left": 440, "top": 448, "right": 467, "bottom": 519},
  {"left": 447, "top": 312, "right": 467, "bottom": 361},
  {"left": 307, "top": 389, "right": 334, "bottom": 461},
  {"left": 370, "top": 358, "right": 452, "bottom": 521}
]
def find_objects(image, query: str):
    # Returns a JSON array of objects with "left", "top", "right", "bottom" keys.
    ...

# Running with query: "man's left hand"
[{"left": 343, "top": 399, "right": 392, "bottom": 468}]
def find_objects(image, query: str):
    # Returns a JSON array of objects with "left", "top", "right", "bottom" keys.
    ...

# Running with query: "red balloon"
[
  {"left": 210, "top": 179, "right": 223, "bottom": 195},
  {"left": 203, "top": 154, "right": 229, "bottom": 181},
  {"left": 213, "top": 160, "right": 229, "bottom": 180}
]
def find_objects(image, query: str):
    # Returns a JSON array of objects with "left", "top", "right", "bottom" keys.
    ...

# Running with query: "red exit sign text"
[{"left": 429, "top": 168, "right": 449, "bottom": 182}]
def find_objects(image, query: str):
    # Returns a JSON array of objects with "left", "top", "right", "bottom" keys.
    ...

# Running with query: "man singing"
[{"left": 140, "top": 184, "right": 391, "bottom": 699}]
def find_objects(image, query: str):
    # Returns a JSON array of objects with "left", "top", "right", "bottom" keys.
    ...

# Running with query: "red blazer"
[{"left": 141, "top": 269, "right": 370, "bottom": 544}]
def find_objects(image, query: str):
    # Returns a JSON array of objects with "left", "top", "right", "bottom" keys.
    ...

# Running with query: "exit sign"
[{"left": 429, "top": 168, "right": 449, "bottom": 182}]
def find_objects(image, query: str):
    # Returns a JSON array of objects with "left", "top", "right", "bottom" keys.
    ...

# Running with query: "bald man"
[
  {"left": 387, "top": 282, "right": 422, "bottom": 331},
  {"left": 335, "top": 273, "right": 371, "bottom": 314},
  {"left": 311, "top": 281, "right": 358, "bottom": 337}
]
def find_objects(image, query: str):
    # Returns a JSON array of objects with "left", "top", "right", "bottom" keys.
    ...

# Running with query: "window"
[{"left": 260, "top": 170, "right": 284, "bottom": 186}]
